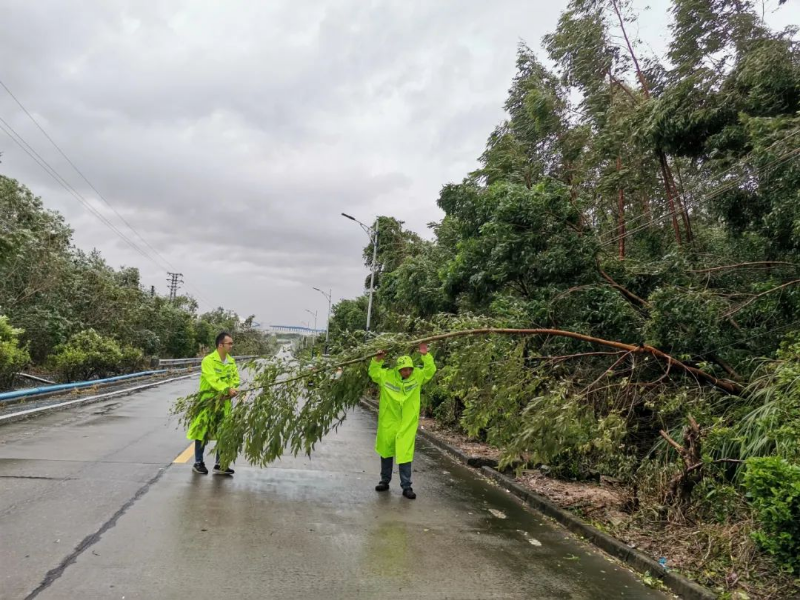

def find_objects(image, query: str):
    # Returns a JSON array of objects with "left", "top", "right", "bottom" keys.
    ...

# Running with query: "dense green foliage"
[
  {"left": 0, "top": 175, "right": 275, "bottom": 387},
  {"left": 167, "top": 0, "right": 800, "bottom": 592},
  {"left": 48, "top": 329, "right": 144, "bottom": 382},
  {"left": 744, "top": 457, "right": 800, "bottom": 573},
  {"left": 320, "top": 0, "right": 800, "bottom": 591},
  {"left": 325, "top": 0, "right": 800, "bottom": 473},
  {"left": 0, "top": 316, "right": 30, "bottom": 388}
]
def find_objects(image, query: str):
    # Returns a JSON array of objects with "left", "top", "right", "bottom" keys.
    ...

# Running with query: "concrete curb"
[
  {"left": 481, "top": 467, "right": 716, "bottom": 600},
  {"left": 0, "top": 374, "right": 196, "bottom": 426},
  {"left": 357, "top": 397, "right": 715, "bottom": 600}
]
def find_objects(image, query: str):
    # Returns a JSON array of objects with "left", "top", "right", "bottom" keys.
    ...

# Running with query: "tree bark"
[
  {"left": 661, "top": 416, "right": 703, "bottom": 506},
  {"left": 661, "top": 418, "right": 744, "bottom": 506},
  {"left": 617, "top": 156, "right": 626, "bottom": 259},
  {"left": 610, "top": 0, "right": 650, "bottom": 99},
  {"left": 665, "top": 156, "right": 694, "bottom": 242},
  {"left": 659, "top": 153, "right": 683, "bottom": 246}
]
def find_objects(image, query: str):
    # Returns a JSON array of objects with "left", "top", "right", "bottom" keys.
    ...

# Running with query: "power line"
[
  {"left": 0, "top": 79, "right": 223, "bottom": 311},
  {"left": 598, "top": 147, "right": 800, "bottom": 252},
  {"left": 0, "top": 77, "right": 181, "bottom": 274},
  {"left": 0, "top": 117, "right": 168, "bottom": 270}
]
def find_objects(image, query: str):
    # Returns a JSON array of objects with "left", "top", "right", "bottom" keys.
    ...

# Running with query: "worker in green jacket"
[
  {"left": 369, "top": 343, "right": 436, "bottom": 499},
  {"left": 187, "top": 331, "right": 240, "bottom": 476}
]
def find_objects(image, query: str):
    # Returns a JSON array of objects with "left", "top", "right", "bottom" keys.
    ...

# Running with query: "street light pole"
[
  {"left": 313, "top": 287, "right": 332, "bottom": 354},
  {"left": 365, "top": 219, "right": 378, "bottom": 332},
  {"left": 341, "top": 213, "right": 378, "bottom": 333},
  {"left": 305, "top": 309, "right": 318, "bottom": 334}
]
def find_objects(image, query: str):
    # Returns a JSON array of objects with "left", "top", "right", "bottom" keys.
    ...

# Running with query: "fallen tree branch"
[
  {"left": 661, "top": 417, "right": 703, "bottom": 506},
  {"left": 241, "top": 328, "right": 743, "bottom": 395},
  {"left": 529, "top": 351, "right": 625, "bottom": 363},
  {"left": 692, "top": 261, "right": 798, "bottom": 275},
  {"left": 706, "top": 353, "right": 742, "bottom": 381},
  {"left": 550, "top": 285, "right": 595, "bottom": 305},
  {"left": 579, "top": 351, "right": 632, "bottom": 396},
  {"left": 725, "top": 279, "right": 800, "bottom": 317},
  {"left": 597, "top": 262, "right": 651, "bottom": 309},
  {"left": 660, "top": 429, "right": 687, "bottom": 457},
  {"left": 684, "top": 458, "right": 745, "bottom": 476}
]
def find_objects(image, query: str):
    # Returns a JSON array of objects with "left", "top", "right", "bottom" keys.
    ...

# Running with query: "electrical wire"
[
  {"left": 0, "top": 117, "right": 167, "bottom": 270},
  {"left": 596, "top": 129, "right": 800, "bottom": 247},
  {"left": 0, "top": 78, "right": 180, "bottom": 273},
  {"left": 0, "top": 80, "right": 225, "bottom": 311},
  {"left": 598, "top": 147, "right": 800, "bottom": 252}
]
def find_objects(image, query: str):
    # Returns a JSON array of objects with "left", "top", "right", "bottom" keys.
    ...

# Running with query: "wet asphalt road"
[{"left": 0, "top": 376, "right": 667, "bottom": 599}]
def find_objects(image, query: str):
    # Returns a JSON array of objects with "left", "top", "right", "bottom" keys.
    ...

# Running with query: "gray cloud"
[{"left": 2, "top": 0, "right": 796, "bottom": 323}]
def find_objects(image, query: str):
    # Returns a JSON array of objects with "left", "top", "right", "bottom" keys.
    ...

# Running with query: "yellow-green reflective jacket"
[
  {"left": 186, "top": 350, "right": 240, "bottom": 441},
  {"left": 369, "top": 353, "right": 436, "bottom": 463}
]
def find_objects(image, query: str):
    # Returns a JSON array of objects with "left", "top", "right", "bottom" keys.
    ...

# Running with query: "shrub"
[
  {"left": 120, "top": 345, "right": 146, "bottom": 373},
  {"left": 743, "top": 456, "right": 800, "bottom": 573},
  {"left": 49, "top": 329, "right": 126, "bottom": 382},
  {"left": 0, "top": 316, "right": 30, "bottom": 390}
]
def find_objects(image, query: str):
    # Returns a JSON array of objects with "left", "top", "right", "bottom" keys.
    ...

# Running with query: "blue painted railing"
[{"left": 0, "top": 370, "right": 169, "bottom": 403}]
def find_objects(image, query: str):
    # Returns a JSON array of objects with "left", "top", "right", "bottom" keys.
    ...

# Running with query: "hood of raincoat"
[{"left": 396, "top": 356, "right": 414, "bottom": 370}]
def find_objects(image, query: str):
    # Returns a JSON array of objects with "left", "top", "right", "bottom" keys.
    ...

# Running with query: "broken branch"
[
  {"left": 725, "top": 279, "right": 800, "bottom": 317},
  {"left": 598, "top": 264, "right": 651, "bottom": 309},
  {"left": 691, "top": 261, "right": 798, "bottom": 275},
  {"left": 240, "top": 328, "right": 743, "bottom": 395}
]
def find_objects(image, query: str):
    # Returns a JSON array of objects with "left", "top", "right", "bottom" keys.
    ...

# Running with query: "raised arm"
[
  {"left": 368, "top": 350, "right": 387, "bottom": 384},
  {"left": 417, "top": 344, "right": 436, "bottom": 385}
]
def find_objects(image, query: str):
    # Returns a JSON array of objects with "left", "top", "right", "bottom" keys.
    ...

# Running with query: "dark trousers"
[
  {"left": 194, "top": 440, "right": 219, "bottom": 465},
  {"left": 380, "top": 456, "right": 412, "bottom": 489}
]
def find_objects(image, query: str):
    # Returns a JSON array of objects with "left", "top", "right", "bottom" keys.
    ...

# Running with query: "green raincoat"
[
  {"left": 369, "top": 353, "right": 436, "bottom": 463},
  {"left": 186, "top": 350, "right": 240, "bottom": 441}
]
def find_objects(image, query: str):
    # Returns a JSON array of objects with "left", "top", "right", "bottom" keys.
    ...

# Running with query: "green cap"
[{"left": 396, "top": 356, "right": 414, "bottom": 370}]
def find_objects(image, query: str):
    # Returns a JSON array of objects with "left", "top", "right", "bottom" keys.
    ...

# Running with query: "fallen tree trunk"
[{"left": 244, "top": 328, "right": 743, "bottom": 395}]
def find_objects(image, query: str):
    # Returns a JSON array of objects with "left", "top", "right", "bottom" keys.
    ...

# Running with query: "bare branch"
[
  {"left": 692, "top": 261, "right": 798, "bottom": 275},
  {"left": 725, "top": 279, "right": 800, "bottom": 317},
  {"left": 530, "top": 351, "right": 625, "bottom": 362},
  {"left": 241, "top": 328, "right": 744, "bottom": 395},
  {"left": 597, "top": 263, "right": 651, "bottom": 308},
  {"left": 660, "top": 429, "right": 687, "bottom": 458}
]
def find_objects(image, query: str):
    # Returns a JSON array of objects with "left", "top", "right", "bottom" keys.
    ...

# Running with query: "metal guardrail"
[
  {"left": 2, "top": 356, "right": 262, "bottom": 405},
  {"left": 157, "top": 355, "right": 258, "bottom": 367},
  {"left": 0, "top": 370, "right": 169, "bottom": 404}
]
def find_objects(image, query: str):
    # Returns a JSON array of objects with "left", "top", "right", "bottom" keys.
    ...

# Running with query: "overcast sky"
[{"left": 1, "top": 1, "right": 796, "bottom": 326}]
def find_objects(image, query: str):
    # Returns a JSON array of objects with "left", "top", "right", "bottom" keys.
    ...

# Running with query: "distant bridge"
[{"left": 265, "top": 325, "right": 326, "bottom": 336}]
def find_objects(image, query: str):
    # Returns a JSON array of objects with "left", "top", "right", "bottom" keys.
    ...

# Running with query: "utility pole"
[
  {"left": 313, "top": 287, "right": 332, "bottom": 354},
  {"left": 341, "top": 213, "right": 378, "bottom": 332},
  {"left": 150, "top": 285, "right": 155, "bottom": 298},
  {"left": 167, "top": 272, "right": 183, "bottom": 302}
]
